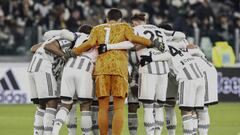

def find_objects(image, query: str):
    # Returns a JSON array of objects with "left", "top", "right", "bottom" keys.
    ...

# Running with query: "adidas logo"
[
  {"left": 0, "top": 69, "right": 27, "bottom": 103},
  {"left": 0, "top": 70, "right": 20, "bottom": 91}
]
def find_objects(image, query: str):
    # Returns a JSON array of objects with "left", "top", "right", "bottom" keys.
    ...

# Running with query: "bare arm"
[
  {"left": 30, "top": 43, "right": 42, "bottom": 53},
  {"left": 44, "top": 40, "right": 65, "bottom": 57}
]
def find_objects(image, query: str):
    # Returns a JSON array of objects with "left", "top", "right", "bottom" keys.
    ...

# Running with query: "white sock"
[
  {"left": 197, "top": 107, "right": 210, "bottom": 135},
  {"left": 52, "top": 107, "right": 69, "bottom": 135},
  {"left": 154, "top": 104, "right": 164, "bottom": 135},
  {"left": 66, "top": 104, "right": 77, "bottom": 135},
  {"left": 43, "top": 108, "right": 57, "bottom": 135},
  {"left": 143, "top": 103, "right": 155, "bottom": 135},
  {"left": 165, "top": 106, "right": 177, "bottom": 135},
  {"left": 192, "top": 113, "right": 198, "bottom": 135},
  {"left": 108, "top": 103, "right": 114, "bottom": 135},
  {"left": 34, "top": 108, "right": 45, "bottom": 135},
  {"left": 81, "top": 111, "right": 93, "bottom": 135},
  {"left": 91, "top": 105, "right": 99, "bottom": 135},
  {"left": 128, "top": 112, "right": 138, "bottom": 135},
  {"left": 182, "top": 114, "right": 193, "bottom": 135}
]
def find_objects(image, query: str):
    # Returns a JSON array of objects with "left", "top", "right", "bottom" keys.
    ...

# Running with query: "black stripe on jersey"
[
  {"left": 147, "top": 64, "right": 152, "bottom": 74},
  {"left": 0, "top": 78, "right": 9, "bottom": 90},
  {"left": 69, "top": 58, "right": 76, "bottom": 68},
  {"left": 29, "top": 57, "right": 37, "bottom": 71},
  {"left": 190, "top": 63, "right": 200, "bottom": 78},
  {"left": 179, "top": 81, "right": 184, "bottom": 104},
  {"left": 46, "top": 73, "right": 53, "bottom": 96},
  {"left": 35, "top": 59, "right": 43, "bottom": 72},
  {"left": 183, "top": 67, "right": 192, "bottom": 80},
  {"left": 194, "top": 63, "right": 203, "bottom": 77},
  {"left": 77, "top": 59, "right": 85, "bottom": 69},
  {"left": 203, "top": 72, "right": 209, "bottom": 102},
  {"left": 155, "top": 62, "right": 160, "bottom": 74},
  {"left": 86, "top": 61, "right": 92, "bottom": 72},
  {"left": 201, "top": 57, "right": 212, "bottom": 67},
  {"left": 138, "top": 74, "right": 142, "bottom": 98}
]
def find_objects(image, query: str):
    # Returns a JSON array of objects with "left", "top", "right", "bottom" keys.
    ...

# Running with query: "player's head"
[
  {"left": 131, "top": 13, "right": 146, "bottom": 26},
  {"left": 78, "top": 24, "right": 93, "bottom": 34},
  {"left": 106, "top": 8, "right": 122, "bottom": 22}
]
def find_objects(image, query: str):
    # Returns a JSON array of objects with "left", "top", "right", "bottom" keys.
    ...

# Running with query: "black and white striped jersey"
[
  {"left": 134, "top": 24, "right": 169, "bottom": 75},
  {"left": 64, "top": 33, "right": 97, "bottom": 73},
  {"left": 27, "top": 36, "right": 73, "bottom": 77},
  {"left": 152, "top": 45, "right": 204, "bottom": 81}
]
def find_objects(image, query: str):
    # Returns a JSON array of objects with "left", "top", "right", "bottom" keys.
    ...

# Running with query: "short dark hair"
[
  {"left": 131, "top": 13, "right": 146, "bottom": 21},
  {"left": 107, "top": 8, "right": 122, "bottom": 21},
  {"left": 158, "top": 23, "right": 173, "bottom": 30},
  {"left": 78, "top": 24, "right": 93, "bottom": 34}
]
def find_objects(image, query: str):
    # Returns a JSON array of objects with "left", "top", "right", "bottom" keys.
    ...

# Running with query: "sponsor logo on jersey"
[{"left": 0, "top": 70, "right": 27, "bottom": 103}]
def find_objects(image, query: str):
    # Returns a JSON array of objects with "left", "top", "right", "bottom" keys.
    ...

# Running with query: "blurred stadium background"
[{"left": 0, "top": 0, "right": 240, "bottom": 135}]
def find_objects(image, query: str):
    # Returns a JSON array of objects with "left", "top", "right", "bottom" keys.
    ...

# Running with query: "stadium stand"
[{"left": 0, "top": 0, "right": 239, "bottom": 62}]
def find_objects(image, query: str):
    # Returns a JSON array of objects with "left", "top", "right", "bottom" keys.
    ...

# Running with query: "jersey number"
[
  {"left": 104, "top": 27, "right": 111, "bottom": 44},
  {"left": 168, "top": 46, "right": 183, "bottom": 57},
  {"left": 143, "top": 30, "right": 162, "bottom": 41}
]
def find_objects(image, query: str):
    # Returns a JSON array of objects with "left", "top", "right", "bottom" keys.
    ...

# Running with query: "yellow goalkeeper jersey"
[{"left": 73, "top": 22, "right": 151, "bottom": 78}]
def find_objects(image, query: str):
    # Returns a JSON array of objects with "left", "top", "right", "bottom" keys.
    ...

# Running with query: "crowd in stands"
[{"left": 0, "top": 0, "right": 239, "bottom": 56}]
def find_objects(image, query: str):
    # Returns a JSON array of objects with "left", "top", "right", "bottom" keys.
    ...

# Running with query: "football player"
[{"left": 140, "top": 38, "right": 205, "bottom": 135}]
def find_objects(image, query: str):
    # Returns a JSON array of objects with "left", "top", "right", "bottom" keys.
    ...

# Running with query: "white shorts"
[
  {"left": 60, "top": 68, "right": 93, "bottom": 100},
  {"left": 28, "top": 71, "right": 58, "bottom": 102},
  {"left": 138, "top": 73, "right": 168, "bottom": 103},
  {"left": 166, "top": 74, "right": 178, "bottom": 101},
  {"left": 203, "top": 71, "right": 218, "bottom": 105},
  {"left": 178, "top": 78, "right": 205, "bottom": 109}
]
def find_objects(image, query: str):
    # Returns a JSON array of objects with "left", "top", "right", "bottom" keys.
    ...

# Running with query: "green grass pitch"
[{"left": 0, "top": 103, "right": 240, "bottom": 135}]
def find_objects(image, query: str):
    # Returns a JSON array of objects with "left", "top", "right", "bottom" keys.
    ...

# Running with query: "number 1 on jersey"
[{"left": 104, "top": 27, "right": 111, "bottom": 44}]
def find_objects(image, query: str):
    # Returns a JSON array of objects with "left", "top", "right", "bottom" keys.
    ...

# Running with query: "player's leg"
[
  {"left": 108, "top": 97, "right": 114, "bottom": 135},
  {"left": 77, "top": 71, "right": 94, "bottom": 135},
  {"left": 29, "top": 72, "right": 45, "bottom": 135},
  {"left": 111, "top": 75, "right": 128, "bottom": 135},
  {"left": 91, "top": 100, "right": 99, "bottom": 135},
  {"left": 128, "top": 82, "right": 139, "bottom": 135},
  {"left": 139, "top": 73, "right": 156, "bottom": 135},
  {"left": 179, "top": 80, "right": 195, "bottom": 135},
  {"left": 197, "top": 106, "right": 210, "bottom": 135},
  {"left": 95, "top": 75, "right": 111, "bottom": 135},
  {"left": 66, "top": 102, "right": 77, "bottom": 135},
  {"left": 155, "top": 74, "right": 168, "bottom": 135},
  {"left": 192, "top": 110, "right": 198, "bottom": 135},
  {"left": 195, "top": 78, "right": 208, "bottom": 135},
  {"left": 165, "top": 74, "right": 178, "bottom": 135},
  {"left": 52, "top": 69, "right": 75, "bottom": 135},
  {"left": 35, "top": 72, "right": 58, "bottom": 135}
]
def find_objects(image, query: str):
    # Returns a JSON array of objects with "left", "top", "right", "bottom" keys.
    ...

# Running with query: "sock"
[
  {"left": 98, "top": 97, "right": 110, "bottom": 135},
  {"left": 143, "top": 103, "right": 155, "bottom": 135},
  {"left": 182, "top": 114, "right": 193, "bottom": 135},
  {"left": 192, "top": 113, "right": 198, "bottom": 135},
  {"left": 34, "top": 108, "right": 45, "bottom": 135},
  {"left": 165, "top": 106, "right": 177, "bottom": 135},
  {"left": 81, "top": 111, "right": 93, "bottom": 135},
  {"left": 108, "top": 103, "right": 114, "bottom": 135},
  {"left": 128, "top": 112, "right": 138, "bottom": 135},
  {"left": 43, "top": 108, "right": 57, "bottom": 135},
  {"left": 66, "top": 104, "right": 77, "bottom": 135},
  {"left": 154, "top": 104, "right": 164, "bottom": 135},
  {"left": 52, "top": 107, "right": 69, "bottom": 135},
  {"left": 112, "top": 97, "right": 125, "bottom": 135},
  {"left": 91, "top": 105, "right": 99, "bottom": 135},
  {"left": 197, "top": 107, "right": 210, "bottom": 135}
]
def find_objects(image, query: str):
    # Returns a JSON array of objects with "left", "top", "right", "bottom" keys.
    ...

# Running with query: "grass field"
[{"left": 0, "top": 103, "right": 240, "bottom": 135}]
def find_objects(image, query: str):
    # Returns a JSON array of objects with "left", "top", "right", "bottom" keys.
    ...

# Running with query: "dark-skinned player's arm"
[
  {"left": 30, "top": 42, "right": 42, "bottom": 53},
  {"left": 72, "top": 28, "right": 97, "bottom": 56}
]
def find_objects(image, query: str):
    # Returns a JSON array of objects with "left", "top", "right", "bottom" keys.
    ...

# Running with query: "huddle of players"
[{"left": 27, "top": 8, "right": 218, "bottom": 135}]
